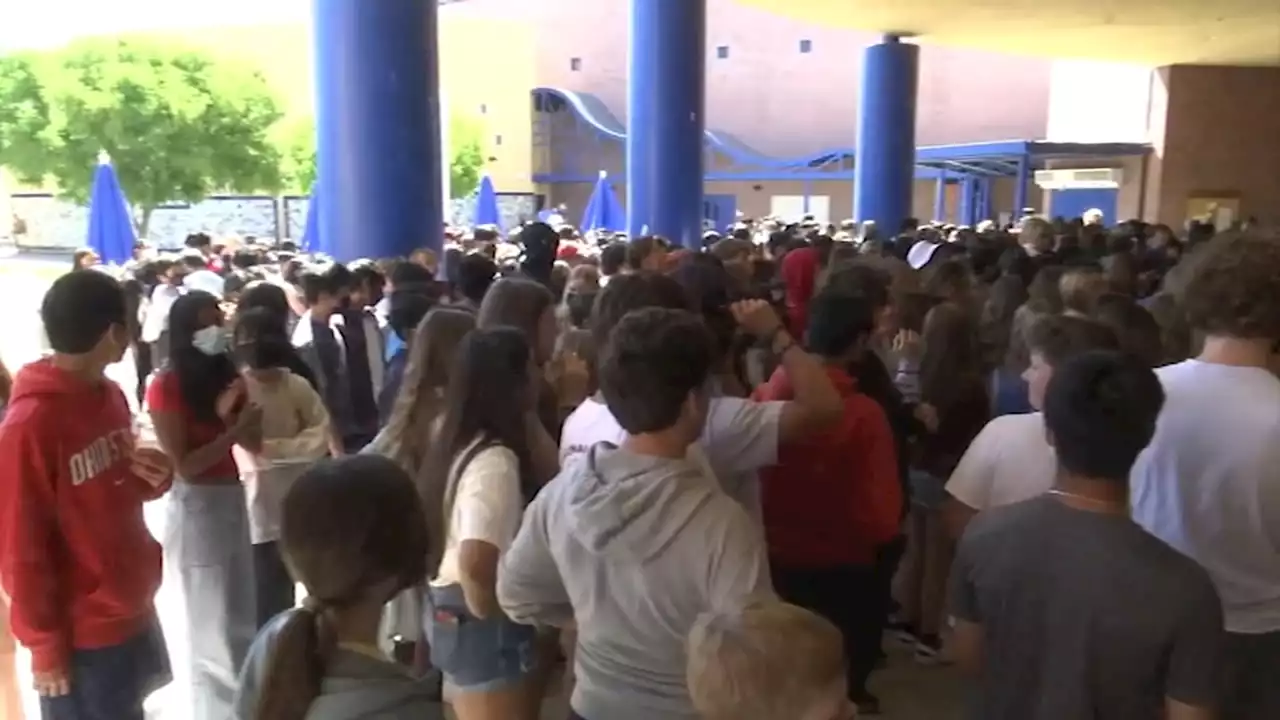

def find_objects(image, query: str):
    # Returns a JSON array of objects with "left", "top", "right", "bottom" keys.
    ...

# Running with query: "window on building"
[
  {"left": 479, "top": 103, "right": 488, "bottom": 114},
  {"left": 494, "top": 134, "right": 503, "bottom": 146},
  {"left": 799, "top": 39, "right": 812, "bottom": 54},
  {"left": 716, "top": 45, "right": 729, "bottom": 59},
  {"left": 570, "top": 57, "right": 582, "bottom": 71}
]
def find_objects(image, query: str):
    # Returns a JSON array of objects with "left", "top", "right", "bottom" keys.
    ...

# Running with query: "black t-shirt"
[{"left": 949, "top": 496, "right": 1225, "bottom": 720}]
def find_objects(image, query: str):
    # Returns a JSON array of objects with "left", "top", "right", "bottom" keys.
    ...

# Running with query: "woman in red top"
[{"left": 147, "top": 290, "right": 262, "bottom": 720}]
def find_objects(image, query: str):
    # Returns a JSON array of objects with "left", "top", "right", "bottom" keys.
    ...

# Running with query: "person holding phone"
[{"left": 148, "top": 291, "right": 261, "bottom": 720}]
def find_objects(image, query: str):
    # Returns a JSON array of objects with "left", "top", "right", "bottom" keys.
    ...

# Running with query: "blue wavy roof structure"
[
  {"left": 532, "top": 86, "right": 1149, "bottom": 177},
  {"left": 535, "top": 86, "right": 855, "bottom": 170},
  {"left": 544, "top": 87, "right": 626, "bottom": 140}
]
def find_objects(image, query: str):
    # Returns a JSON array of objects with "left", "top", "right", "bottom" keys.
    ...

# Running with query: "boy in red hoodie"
[
  {"left": 0, "top": 269, "right": 175, "bottom": 720},
  {"left": 755, "top": 290, "right": 902, "bottom": 716}
]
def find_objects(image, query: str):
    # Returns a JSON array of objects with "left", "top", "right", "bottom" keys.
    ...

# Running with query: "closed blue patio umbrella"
[
  {"left": 474, "top": 174, "right": 501, "bottom": 230},
  {"left": 300, "top": 189, "right": 321, "bottom": 252},
  {"left": 86, "top": 152, "right": 136, "bottom": 265},
  {"left": 581, "top": 171, "right": 625, "bottom": 233}
]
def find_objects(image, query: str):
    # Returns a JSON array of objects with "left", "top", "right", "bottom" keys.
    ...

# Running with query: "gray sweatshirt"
[
  {"left": 497, "top": 442, "right": 772, "bottom": 720},
  {"left": 235, "top": 610, "right": 445, "bottom": 720}
]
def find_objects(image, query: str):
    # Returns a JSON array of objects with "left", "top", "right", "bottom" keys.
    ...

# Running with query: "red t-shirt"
[
  {"left": 145, "top": 371, "right": 238, "bottom": 480},
  {"left": 754, "top": 365, "right": 902, "bottom": 568}
]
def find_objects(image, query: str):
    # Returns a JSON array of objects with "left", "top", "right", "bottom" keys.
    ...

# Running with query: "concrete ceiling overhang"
[{"left": 735, "top": 0, "right": 1280, "bottom": 65}]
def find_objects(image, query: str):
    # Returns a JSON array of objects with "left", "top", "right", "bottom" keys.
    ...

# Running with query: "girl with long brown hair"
[
  {"left": 367, "top": 308, "right": 477, "bottom": 479},
  {"left": 421, "top": 328, "right": 543, "bottom": 720},
  {"left": 235, "top": 455, "right": 443, "bottom": 720},
  {"left": 364, "top": 308, "right": 475, "bottom": 658},
  {"left": 476, "top": 278, "right": 561, "bottom": 436},
  {"left": 896, "top": 302, "right": 989, "bottom": 664}
]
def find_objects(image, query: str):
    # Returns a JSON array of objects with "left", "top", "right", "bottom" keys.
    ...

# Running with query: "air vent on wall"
[{"left": 1033, "top": 168, "right": 1122, "bottom": 189}]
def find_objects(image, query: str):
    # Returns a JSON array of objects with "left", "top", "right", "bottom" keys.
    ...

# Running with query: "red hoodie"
[
  {"left": 781, "top": 246, "right": 819, "bottom": 336},
  {"left": 0, "top": 359, "right": 169, "bottom": 672},
  {"left": 754, "top": 365, "right": 901, "bottom": 568}
]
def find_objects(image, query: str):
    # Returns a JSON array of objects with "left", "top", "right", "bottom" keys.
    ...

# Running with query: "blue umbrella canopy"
[
  {"left": 300, "top": 188, "right": 320, "bottom": 252},
  {"left": 86, "top": 153, "right": 136, "bottom": 265},
  {"left": 474, "top": 174, "right": 501, "bottom": 230},
  {"left": 581, "top": 171, "right": 625, "bottom": 233}
]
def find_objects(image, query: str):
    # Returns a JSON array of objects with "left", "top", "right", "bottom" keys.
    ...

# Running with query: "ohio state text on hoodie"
[{"left": 0, "top": 359, "right": 170, "bottom": 672}]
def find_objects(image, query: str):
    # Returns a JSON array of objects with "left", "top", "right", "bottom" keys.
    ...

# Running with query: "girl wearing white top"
[
  {"left": 421, "top": 327, "right": 541, "bottom": 720},
  {"left": 231, "top": 308, "right": 335, "bottom": 628},
  {"left": 364, "top": 307, "right": 476, "bottom": 657}
]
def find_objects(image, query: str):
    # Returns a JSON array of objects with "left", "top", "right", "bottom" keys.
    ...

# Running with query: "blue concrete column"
[
  {"left": 1013, "top": 154, "right": 1031, "bottom": 218},
  {"left": 313, "top": 0, "right": 443, "bottom": 260},
  {"left": 854, "top": 35, "right": 920, "bottom": 234},
  {"left": 626, "top": 0, "right": 706, "bottom": 247},
  {"left": 959, "top": 178, "right": 976, "bottom": 226},
  {"left": 933, "top": 170, "right": 948, "bottom": 223},
  {"left": 977, "top": 177, "right": 993, "bottom": 223}
]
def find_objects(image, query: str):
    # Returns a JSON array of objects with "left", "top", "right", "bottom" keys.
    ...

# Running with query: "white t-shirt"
[
  {"left": 945, "top": 412, "right": 1057, "bottom": 512},
  {"left": 1130, "top": 360, "right": 1280, "bottom": 634},
  {"left": 431, "top": 441, "right": 524, "bottom": 588},
  {"left": 233, "top": 371, "right": 332, "bottom": 544},
  {"left": 559, "top": 395, "right": 784, "bottom": 523},
  {"left": 141, "top": 284, "right": 182, "bottom": 343}
]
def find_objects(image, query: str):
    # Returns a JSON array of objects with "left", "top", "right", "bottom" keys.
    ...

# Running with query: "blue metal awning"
[
  {"left": 531, "top": 87, "right": 1150, "bottom": 183},
  {"left": 913, "top": 140, "right": 1150, "bottom": 177}
]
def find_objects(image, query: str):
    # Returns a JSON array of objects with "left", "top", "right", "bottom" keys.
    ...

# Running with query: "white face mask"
[{"left": 191, "top": 325, "right": 229, "bottom": 356}]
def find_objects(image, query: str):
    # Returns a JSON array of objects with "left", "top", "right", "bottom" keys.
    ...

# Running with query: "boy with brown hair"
[{"left": 687, "top": 599, "right": 855, "bottom": 720}]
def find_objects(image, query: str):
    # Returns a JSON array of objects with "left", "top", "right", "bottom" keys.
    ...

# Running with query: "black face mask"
[
  {"left": 235, "top": 337, "right": 295, "bottom": 371},
  {"left": 565, "top": 292, "right": 597, "bottom": 328}
]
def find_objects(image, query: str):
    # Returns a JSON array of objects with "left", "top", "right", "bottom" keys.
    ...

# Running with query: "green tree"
[
  {"left": 280, "top": 116, "right": 317, "bottom": 193},
  {"left": 449, "top": 114, "right": 485, "bottom": 199},
  {"left": 275, "top": 112, "right": 489, "bottom": 199},
  {"left": 0, "top": 38, "right": 284, "bottom": 236}
]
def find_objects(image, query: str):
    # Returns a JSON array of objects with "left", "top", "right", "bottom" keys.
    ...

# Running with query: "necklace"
[
  {"left": 1047, "top": 489, "right": 1128, "bottom": 514},
  {"left": 337, "top": 641, "right": 391, "bottom": 662}
]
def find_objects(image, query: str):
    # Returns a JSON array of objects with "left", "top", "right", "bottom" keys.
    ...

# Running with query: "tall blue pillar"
[
  {"left": 1013, "top": 154, "right": 1031, "bottom": 218},
  {"left": 958, "top": 178, "right": 976, "bottom": 226},
  {"left": 933, "top": 170, "right": 948, "bottom": 223},
  {"left": 626, "top": 0, "right": 706, "bottom": 247},
  {"left": 854, "top": 36, "right": 920, "bottom": 234},
  {"left": 313, "top": 0, "right": 443, "bottom": 260},
  {"left": 977, "top": 177, "right": 993, "bottom": 223}
]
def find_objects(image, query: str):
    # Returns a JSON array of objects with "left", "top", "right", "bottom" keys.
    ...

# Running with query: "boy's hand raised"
[{"left": 729, "top": 299, "right": 785, "bottom": 339}]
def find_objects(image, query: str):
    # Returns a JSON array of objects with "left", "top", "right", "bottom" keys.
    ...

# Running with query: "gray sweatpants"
[{"left": 164, "top": 481, "right": 257, "bottom": 720}]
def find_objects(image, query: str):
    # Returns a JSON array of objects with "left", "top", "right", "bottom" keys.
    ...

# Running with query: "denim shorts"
[
  {"left": 425, "top": 583, "right": 537, "bottom": 692},
  {"left": 909, "top": 469, "right": 949, "bottom": 511}
]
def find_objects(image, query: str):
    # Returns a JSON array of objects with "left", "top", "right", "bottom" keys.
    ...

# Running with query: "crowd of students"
[{"left": 0, "top": 211, "right": 1277, "bottom": 720}]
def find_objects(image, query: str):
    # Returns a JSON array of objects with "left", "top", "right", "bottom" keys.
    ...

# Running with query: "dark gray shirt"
[{"left": 949, "top": 496, "right": 1225, "bottom": 720}]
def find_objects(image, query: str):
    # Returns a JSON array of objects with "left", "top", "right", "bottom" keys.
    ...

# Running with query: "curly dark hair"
[
  {"left": 1181, "top": 231, "right": 1280, "bottom": 339},
  {"left": 599, "top": 308, "right": 713, "bottom": 434}
]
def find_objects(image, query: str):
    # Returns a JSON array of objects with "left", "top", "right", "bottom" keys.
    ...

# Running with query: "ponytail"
[{"left": 253, "top": 604, "right": 335, "bottom": 720}]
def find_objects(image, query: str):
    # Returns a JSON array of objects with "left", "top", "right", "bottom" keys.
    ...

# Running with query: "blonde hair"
[
  {"left": 1019, "top": 216, "right": 1054, "bottom": 255},
  {"left": 687, "top": 600, "right": 845, "bottom": 720},
  {"left": 378, "top": 308, "right": 476, "bottom": 477},
  {"left": 1059, "top": 266, "right": 1109, "bottom": 316}
]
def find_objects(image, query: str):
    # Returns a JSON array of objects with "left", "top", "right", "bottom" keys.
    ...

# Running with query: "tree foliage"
[
  {"left": 449, "top": 114, "right": 485, "bottom": 199},
  {"left": 280, "top": 115, "right": 317, "bottom": 193},
  {"left": 0, "top": 38, "right": 285, "bottom": 235},
  {"left": 279, "top": 112, "right": 489, "bottom": 199}
]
